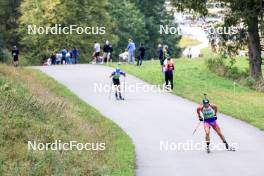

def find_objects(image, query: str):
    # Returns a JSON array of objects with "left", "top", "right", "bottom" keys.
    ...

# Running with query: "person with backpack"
[
  {"left": 137, "top": 43, "right": 145, "bottom": 66},
  {"left": 110, "top": 68, "right": 126, "bottom": 100},
  {"left": 163, "top": 57, "right": 174, "bottom": 90},
  {"left": 197, "top": 96, "right": 235, "bottom": 153}
]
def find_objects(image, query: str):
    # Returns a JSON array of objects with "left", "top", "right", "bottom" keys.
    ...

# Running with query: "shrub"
[
  {"left": 205, "top": 56, "right": 257, "bottom": 89},
  {"left": 205, "top": 57, "right": 227, "bottom": 76}
]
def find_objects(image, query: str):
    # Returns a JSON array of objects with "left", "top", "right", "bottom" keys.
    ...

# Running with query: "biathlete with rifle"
[
  {"left": 196, "top": 94, "right": 235, "bottom": 153},
  {"left": 110, "top": 68, "right": 126, "bottom": 100}
]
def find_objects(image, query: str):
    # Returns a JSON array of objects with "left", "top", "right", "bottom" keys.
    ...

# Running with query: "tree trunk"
[{"left": 247, "top": 16, "right": 263, "bottom": 80}]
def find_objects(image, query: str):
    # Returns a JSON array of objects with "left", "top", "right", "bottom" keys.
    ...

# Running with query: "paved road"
[{"left": 37, "top": 65, "right": 264, "bottom": 176}]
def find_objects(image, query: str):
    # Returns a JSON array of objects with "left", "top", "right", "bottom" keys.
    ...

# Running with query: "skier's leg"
[
  {"left": 204, "top": 122, "right": 211, "bottom": 153},
  {"left": 114, "top": 85, "right": 119, "bottom": 100},
  {"left": 165, "top": 73, "right": 169, "bottom": 89},
  {"left": 169, "top": 73, "right": 173, "bottom": 90},
  {"left": 212, "top": 124, "right": 226, "bottom": 142},
  {"left": 212, "top": 124, "right": 230, "bottom": 150},
  {"left": 117, "top": 85, "right": 123, "bottom": 100}
]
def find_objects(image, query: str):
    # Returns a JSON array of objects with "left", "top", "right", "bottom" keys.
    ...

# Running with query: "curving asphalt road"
[{"left": 37, "top": 64, "right": 264, "bottom": 176}]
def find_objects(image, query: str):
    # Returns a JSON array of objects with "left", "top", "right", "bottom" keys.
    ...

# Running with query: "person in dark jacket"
[
  {"left": 158, "top": 44, "right": 163, "bottom": 65},
  {"left": 50, "top": 52, "right": 56, "bottom": 65},
  {"left": 61, "top": 48, "right": 67, "bottom": 64},
  {"left": 137, "top": 43, "right": 145, "bottom": 66},
  {"left": 103, "top": 40, "right": 111, "bottom": 63},
  {"left": 11, "top": 46, "right": 19, "bottom": 67},
  {"left": 158, "top": 44, "right": 164, "bottom": 72},
  {"left": 72, "top": 47, "right": 79, "bottom": 64},
  {"left": 109, "top": 45, "right": 113, "bottom": 62}
]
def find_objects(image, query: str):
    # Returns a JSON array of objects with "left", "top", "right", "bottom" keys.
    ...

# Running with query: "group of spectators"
[
  {"left": 93, "top": 39, "right": 146, "bottom": 66},
  {"left": 92, "top": 40, "right": 113, "bottom": 64},
  {"left": 44, "top": 47, "right": 79, "bottom": 66}
]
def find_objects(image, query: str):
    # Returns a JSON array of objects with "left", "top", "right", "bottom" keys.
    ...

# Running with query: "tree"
[
  {"left": 108, "top": 0, "right": 148, "bottom": 58},
  {"left": 130, "top": 0, "right": 181, "bottom": 58},
  {"left": 18, "top": 0, "right": 117, "bottom": 64},
  {"left": 171, "top": 0, "right": 263, "bottom": 80},
  {"left": 0, "top": 0, "right": 21, "bottom": 62}
]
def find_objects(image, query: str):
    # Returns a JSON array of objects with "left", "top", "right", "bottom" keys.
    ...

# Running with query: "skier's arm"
[
  {"left": 211, "top": 104, "right": 218, "bottom": 118},
  {"left": 110, "top": 72, "right": 114, "bottom": 78},
  {"left": 197, "top": 106, "right": 203, "bottom": 121},
  {"left": 120, "top": 71, "right": 126, "bottom": 77}
]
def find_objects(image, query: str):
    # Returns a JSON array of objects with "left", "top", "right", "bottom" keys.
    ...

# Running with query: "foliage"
[
  {"left": 108, "top": 0, "right": 148, "bottom": 59},
  {"left": 0, "top": 0, "right": 21, "bottom": 62},
  {"left": 18, "top": 0, "right": 117, "bottom": 64},
  {"left": 171, "top": 0, "right": 263, "bottom": 80},
  {"left": 131, "top": 0, "right": 181, "bottom": 58}
]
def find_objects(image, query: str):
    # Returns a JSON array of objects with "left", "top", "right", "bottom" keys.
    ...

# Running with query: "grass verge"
[{"left": 0, "top": 64, "right": 135, "bottom": 176}]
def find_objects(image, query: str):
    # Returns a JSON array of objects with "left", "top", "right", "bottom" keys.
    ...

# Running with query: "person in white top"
[{"left": 93, "top": 41, "right": 101, "bottom": 63}]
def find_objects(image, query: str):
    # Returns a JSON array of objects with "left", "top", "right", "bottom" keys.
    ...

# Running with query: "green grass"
[
  {"left": 178, "top": 36, "right": 202, "bottom": 48},
  {"left": 109, "top": 57, "right": 264, "bottom": 130},
  {"left": 0, "top": 64, "right": 135, "bottom": 175},
  {"left": 225, "top": 56, "right": 264, "bottom": 73}
]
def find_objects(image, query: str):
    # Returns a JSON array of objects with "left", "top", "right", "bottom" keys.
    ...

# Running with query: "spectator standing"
[
  {"left": 93, "top": 41, "right": 100, "bottom": 63},
  {"left": 103, "top": 40, "right": 111, "bottom": 64},
  {"left": 61, "top": 48, "right": 67, "bottom": 64},
  {"left": 158, "top": 44, "right": 164, "bottom": 70},
  {"left": 163, "top": 57, "right": 175, "bottom": 90},
  {"left": 127, "top": 39, "right": 136, "bottom": 64},
  {"left": 50, "top": 52, "right": 56, "bottom": 65},
  {"left": 109, "top": 45, "right": 113, "bottom": 62},
  {"left": 72, "top": 47, "right": 79, "bottom": 64},
  {"left": 137, "top": 43, "right": 145, "bottom": 66},
  {"left": 11, "top": 46, "right": 19, "bottom": 67}
]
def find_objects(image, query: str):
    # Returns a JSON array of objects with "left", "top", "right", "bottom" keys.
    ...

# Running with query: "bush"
[
  {"left": 205, "top": 57, "right": 227, "bottom": 76},
  {"left": 205, "top": 56, "right": 256, "bottom": 89}
]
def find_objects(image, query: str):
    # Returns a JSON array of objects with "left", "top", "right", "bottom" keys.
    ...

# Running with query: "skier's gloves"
[
  {"left": 199, "top": 116, "right": 203, "bottom": 121},
  {"left": 214, "top": 116, "right": 217, "bottom": 120}
]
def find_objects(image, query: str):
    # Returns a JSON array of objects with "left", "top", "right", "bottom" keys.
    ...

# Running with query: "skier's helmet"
[
  {"left": 202, "top": 99, "right": 210, "bottom": 105},
  {"left": 115, "top": 67, "right": 120, "bottom": 73}
]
